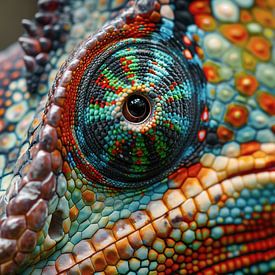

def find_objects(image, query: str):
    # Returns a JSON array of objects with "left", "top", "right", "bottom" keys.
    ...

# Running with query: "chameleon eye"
[
  {"left": 123, "top": 94, "right": 151, "bottom": 123},
  {"left": 45, "top": 10, "right": 207, "bottom": 189}
]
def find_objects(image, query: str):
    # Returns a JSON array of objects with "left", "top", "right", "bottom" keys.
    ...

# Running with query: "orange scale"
[
  {"left": 168, "top": 167, "right": 187, "bottom": 186},
  {"left": 246, "top": 36, "right": 271, "bottom": 61},
  {"left": 11, "top": 71, "right": 20, "bottom": 79},
  {"left": 82, "top": 190, "right": 95, "bottom": 204},
  {"left": 171, "top": 264, "right": 180, "bottom": 272},
  {"left": 240, "top": 141, "right": 260, "bottom": 155},
  {"left": 257, "top": 91, "right": 275, "bottom": 115},
  {"left": 176, "top": 255, "right": 185, "bottom": 263},
  {"left": 62, "top": 161, "right": 72, "bottom": 177},
  {"left": 157, "top": 264, "right": 166, "bottom": 272},
  {"left": 224, "top": 260, "right": 235, "bottom": 271},
  {"left": 225, "top": 104, "right": 248, "bottom": 128},
  {"left": 185, "top": 262, "right": 193, "bottom": 270},
  {"left": 69, "top": 205, "right": 79, "bottom": 221},
  {"left": 255, "top": 0, "right": 267, "bottom": 8},
  {"left": 220, "top": 24, "right": 249, "bottom": 46},
  {"left": 189, "top": 1, "right": 211, "bottom": 15},
  {"left": 5, "top": 99, "right": 12, "bottom": 107},
  {"left": 194, "top": 14, "right": 216, "bottom": 31},
  {"left": 182, "top": 35, "right": 192, "bottom": 46},
  {"left": 198, "top": 261, "right": 208, "bottom": 270},
  {"left": 240, "top": 10, "right": 253, "bottom": 23},
  {"left": 183, "top": 49, "right": 193, "bottom": 60},
  {"left": 195, "top": 46, "right": 204, "bottom": 59},
  {"left": 203, "top": 62, "right": 221, "bottom": 83},
  {"left": 91, "top": 251, "right": 107, "bottom": 272},
  {"left": 266, "top": 0, "right": 275, "bottom": 8},
  {"left": 7, "top": 125, "right": 15, "bottom": 131},
  {"left": 253, "top": 8, "right": 275, "bottom": 28},
  {"left": 182, "top": 248, "right": 191, "bottom": 257},
  {"left": 6, "top": 90, "right": 12, "bottom": 97},
  {"left": 213, "top": 255, "right": 220, "bottom": 262},
  {"left": 192, "top": 252, "right": 199, "bottom": 259},
  {"left": 165, "top": 259, "right": 174, "bottom": 267},
  {"left": 220, "top": 263, "right": 230, "bottom": 273},
  {"left": 0, "top": 120, "right": 5, "bottom": 131},
  {"left": 188, "top": 163, "right": 202, "bottom": 177},
  {"left": 235, "top": 73, "right": 258, "bottom": 96},
  {"left": 164, "top": 268, "right": 173, "bottom": 274}
]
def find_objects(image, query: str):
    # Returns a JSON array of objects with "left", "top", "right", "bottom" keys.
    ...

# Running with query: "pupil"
[
  {"left": 123, "top": 94, "right": 151, "bottom": 123},
  {"left": 128, "top": 95, "right": 147, "bottom": 117}
]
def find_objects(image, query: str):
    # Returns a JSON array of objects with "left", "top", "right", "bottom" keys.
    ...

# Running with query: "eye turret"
[{"left": 45, "top": 10, "right": 207, "bottom": 189}]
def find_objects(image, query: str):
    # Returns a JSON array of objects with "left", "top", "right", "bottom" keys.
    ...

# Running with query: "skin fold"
[{"left": 0, "top": 0, "right": 274, "bottom": 274}]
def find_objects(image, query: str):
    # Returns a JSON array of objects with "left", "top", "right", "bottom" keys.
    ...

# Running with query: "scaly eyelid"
[{"left": 40, "top": 3, "right": 208, "bottom": 189}]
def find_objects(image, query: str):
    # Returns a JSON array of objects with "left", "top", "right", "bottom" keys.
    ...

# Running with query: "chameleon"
[{"left": 0, "top": 0, "right": 274, "bottom": 274}]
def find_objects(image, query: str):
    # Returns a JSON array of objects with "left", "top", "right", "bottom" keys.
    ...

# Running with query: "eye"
[
  {"left": 46, "top": 9, "right": 207, "bottom": 189},
  {"left": 123, "top": 94, "right": 151, "bottom": 123}
]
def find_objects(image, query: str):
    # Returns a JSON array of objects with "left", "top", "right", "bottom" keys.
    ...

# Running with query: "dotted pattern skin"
[{"left": 0, "top": 0, "right": 274, "bottom": 274}]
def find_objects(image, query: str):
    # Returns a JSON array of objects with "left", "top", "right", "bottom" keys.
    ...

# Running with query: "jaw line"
[{"left": 43, "top": 153, "right": 275, "bottom": 273}]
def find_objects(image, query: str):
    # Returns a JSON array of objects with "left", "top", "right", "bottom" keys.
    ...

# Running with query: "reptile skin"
[{"left": 0, "top": 0, "right": 274, "bottom": 274}]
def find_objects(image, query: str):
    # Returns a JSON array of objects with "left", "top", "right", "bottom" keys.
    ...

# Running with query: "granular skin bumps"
[{"left": 0, "top": 0, "right": 274, "bottom": 274}]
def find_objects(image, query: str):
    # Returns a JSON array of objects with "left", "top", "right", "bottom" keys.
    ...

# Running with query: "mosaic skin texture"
[{"left": 0, "top": 0, "right": 274, "bottom": 274}]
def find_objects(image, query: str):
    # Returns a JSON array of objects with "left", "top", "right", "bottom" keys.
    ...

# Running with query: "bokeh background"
[{"left": 0, "top": 0, "right": 36, "bottom": 50}]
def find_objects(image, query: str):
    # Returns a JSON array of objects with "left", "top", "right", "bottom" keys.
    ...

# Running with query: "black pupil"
[
  {"left": 123, "top": 94, "right": 150, "bottom": 123},
  {"left": 128, "top": 95, "right": 147, "bottom": 117}
]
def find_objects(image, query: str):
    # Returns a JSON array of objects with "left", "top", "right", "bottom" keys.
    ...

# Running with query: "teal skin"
[{"left": 0, "top": 1, "right": 274, "bottom": 274}]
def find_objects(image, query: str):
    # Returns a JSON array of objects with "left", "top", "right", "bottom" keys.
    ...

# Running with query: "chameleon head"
[{"left": 0, "top": 0, "right": 274, "bottom": 274}]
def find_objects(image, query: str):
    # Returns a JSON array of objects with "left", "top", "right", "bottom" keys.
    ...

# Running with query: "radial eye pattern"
[
  {"left": 123, "top": 93, "right": 151, "bottom": 123},
  {"left": 51, "top": 13, "right": 207, "bottom": 189},
  {"left": 73, "top": 38, "right": 205, "bottom": 187}
]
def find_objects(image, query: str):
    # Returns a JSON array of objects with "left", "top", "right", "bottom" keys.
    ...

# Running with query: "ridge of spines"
[{"left": 19, "top": 0, "right": 70, "bottom": 93}]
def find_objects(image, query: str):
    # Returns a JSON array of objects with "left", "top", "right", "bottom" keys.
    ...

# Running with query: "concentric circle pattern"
[{"left": 71, "top": 38, "right": 206, "bottom": 187}]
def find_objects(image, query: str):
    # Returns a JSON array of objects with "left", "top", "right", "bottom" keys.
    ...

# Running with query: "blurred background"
[{"left": 0, "top": 0, "right": 36, "bottom": 50}]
